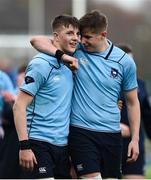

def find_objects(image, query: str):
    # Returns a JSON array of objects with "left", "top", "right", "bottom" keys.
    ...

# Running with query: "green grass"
[
  {"left": 145, "top": 138, "right": 151, "bottom": 179},
  {"left": 145, "top": 164, "right": 151, "bottom": 179}
]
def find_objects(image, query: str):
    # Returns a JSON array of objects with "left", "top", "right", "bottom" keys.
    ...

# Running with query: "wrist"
[
  {"left": 55, "top": 49, "right": 64, "bottom": 60},
  {"left": 131, "top": 137, "right": 139, "bottom": 142},
  {"left": 19, "top": 140, "right": 31, "bottom": 150}
]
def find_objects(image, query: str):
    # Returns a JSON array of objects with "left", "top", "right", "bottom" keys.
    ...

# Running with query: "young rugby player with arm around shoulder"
[{"left": 31, "top": 11, "right": 140, "bottom": 179}]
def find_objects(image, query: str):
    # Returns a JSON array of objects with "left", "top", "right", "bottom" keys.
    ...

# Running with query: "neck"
[{"left": 98, "top": 38, "right": 109, "bottom": 52}]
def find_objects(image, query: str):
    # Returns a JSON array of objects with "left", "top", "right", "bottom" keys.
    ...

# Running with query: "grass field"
[
  {"left": 145, "top": 164, "right": 151, "bottom": 179},
  {"left": 145, "top": 138, "right": 151, "bottom": 179}
]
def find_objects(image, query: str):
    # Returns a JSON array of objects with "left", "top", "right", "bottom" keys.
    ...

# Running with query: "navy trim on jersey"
[
  {"left": 46, "top": 67, "right": 54, "bottom": 81},
  {"left": 20, "top": 89, "right": 35, "bottom": 97},
  {"left": 78, "top": 44, "right": 130, "bottom": 72},
  {"left": 123, "top": 86, "right": 138, "bottom": 92},
  {"left": 104, "top": 43, "right": 114, "bottom": 60},
  {"left": 77, "top": 42, "right": 114, "bottom": 60},
  {"left": 117, "top": 53, "right": 126, "bottom": 63}
]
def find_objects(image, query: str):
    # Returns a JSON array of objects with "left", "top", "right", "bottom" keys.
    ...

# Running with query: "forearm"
[
  {"left": 13, "top": 102, "right": 28, "bottom": 141},
  {"left": 30, "top": 36, "right": 57, "bottom": 55},
  {"left": 127, "top": 99, "right": 140, "bottom": 141}
]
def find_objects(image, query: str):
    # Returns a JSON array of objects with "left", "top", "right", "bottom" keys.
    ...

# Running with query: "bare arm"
[
  {"left": 13, "top": 90, "right": 37, "bottom": 170},
  {"left": 30, "top": 36, "right": 78, "bottom": 70},
  {"left": 13, "top": 90, "right": 33, "bottom": 140},
  {"left": 31, "top": 36, "right": 57, "bottom": 55},
  {"left": 124, "top": 88, "right": 140, "bottom": 162}
]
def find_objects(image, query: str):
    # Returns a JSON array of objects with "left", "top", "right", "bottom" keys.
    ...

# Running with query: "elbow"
[
  {"left": 30, "top": 35, "right": 45, "bottom": 48},
  {"left": 30, "top": 37, "right": 36, "bottom": 47}
]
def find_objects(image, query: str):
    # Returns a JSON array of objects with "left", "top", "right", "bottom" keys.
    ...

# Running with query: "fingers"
[
  {"left": 20, "top": 158, "right": 35, "bottom": 171},
  {"left": 127, "top": 143, "right": 131, "bottom": 158},
  {"left": 69, "top": 59, "right": 78, "bottom": 71},
  {"left": 33, "top": 153, "right": 38, "bottom": 165},
  {"left": 117, "top": 100, "right": 123, "bottom": 110},
  {"left": 19, "top": 149, "right": 37, "bottom": 171},
  {"left": 61, "top": 54, "right": 78, "bottom": 70},
  {"left": 127, "top": 150, "right": 139, "bottom": 162},
  {"left": 127, "top": 143, "right": 139, "bottom": 163}
]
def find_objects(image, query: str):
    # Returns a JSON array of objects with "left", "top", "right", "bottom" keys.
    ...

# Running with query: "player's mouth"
[{"left": 69, "top": 42, "right": 77, "bottom": 49}]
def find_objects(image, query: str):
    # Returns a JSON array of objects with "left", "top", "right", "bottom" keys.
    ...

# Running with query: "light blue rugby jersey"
[
  {"left": 0, "top": 70, "right": 15, "bottom": 93},
  {"left": 0, "top": 71, "right": 15, "bottom": 112},
  {"left": 20, "top": 53, "right": 73, "bottom": 146},
  {"left": 71, "top": 41, "right": 138, "bottom": 132}
]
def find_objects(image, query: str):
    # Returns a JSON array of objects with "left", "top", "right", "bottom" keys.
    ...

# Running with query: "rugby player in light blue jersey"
[
  {"left": 0, "top": 71, "right": 15, "bottom": 93},
  {"left": 30, "top": 10, "right": 140, "bottom": 179},
  {"left": 13, "top": 15, "right": 80, "bottom": 179},
  {"left": 0, "top": 70, "right": 15, "bottom": 138}
]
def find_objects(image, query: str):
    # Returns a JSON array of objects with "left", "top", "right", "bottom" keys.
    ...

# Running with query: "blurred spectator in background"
[
  {"left": 0, "top": 70, "right": 15, "bottom": 140},
  {"left": 0, "top": 57, "right": 18, "bottom": 88},
  {"left": 118, "top": 44, "right": 151, "bottom": 179},
  {"left": 15, "top": 64, "right": 27, "bottom": 93},
  {"left": 0, "top": 64, "right": 26, "bottom": 179}
]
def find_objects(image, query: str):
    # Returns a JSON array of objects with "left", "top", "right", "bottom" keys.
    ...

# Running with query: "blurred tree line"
[{"left": 0, "top": 0, "right": 151, "bottom": 93}]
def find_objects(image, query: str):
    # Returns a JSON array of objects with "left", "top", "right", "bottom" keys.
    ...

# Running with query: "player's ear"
[
  {"left": 100, "top": 31, "right": 107, "bottom": 38},
  {"left": 53, "top": 32, "right": 59, "bottom": 41}
]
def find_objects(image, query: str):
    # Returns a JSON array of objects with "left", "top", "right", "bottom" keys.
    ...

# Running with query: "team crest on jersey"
[
  {"left": 25, "top": 76, "right": 35, "bottom": 84},
  {"left": 79, "top": 57, "right": 88, "bottom": 65},
  {"left": 110, "top": 68, "right": 118, "bottom": 78}
]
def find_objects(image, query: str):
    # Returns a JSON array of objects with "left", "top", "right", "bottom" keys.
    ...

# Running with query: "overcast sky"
[{"left": 94, "top": 0, "right": 145, "bottom": 10}]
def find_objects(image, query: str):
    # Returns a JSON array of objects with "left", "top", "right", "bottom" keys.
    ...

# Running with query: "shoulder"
[
  {"left": 32, "top": 53, "right": 57, "bottom": 65},
  {"left": 28, "top": 53, "right": 59, "bottom": 71},
  {"left": 0, "top": 70, "right": 8, "bottom": 77},
  {"left": 0, "top": 71, "right": 14, "bottom": 91},
  {"left": 111, "top": 45, "right": 136, "bottom": 68},
  {"left": 109, "top": 45, "right": 126, "bottom": 62},
  {"left": 0, "top": 70, "right": 11, "bottom": 81},
  {"left": 25, "top": 53, "right": 55, "bottom": 79}
]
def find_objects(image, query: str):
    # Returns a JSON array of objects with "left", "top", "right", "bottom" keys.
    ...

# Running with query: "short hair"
[
  {"left": 117, "top": 44, "right": 133, "bottom": 54},
  {"left": 52, "top": 14, "right": 79, "bottom": 32},
  {"left": 79, "top": 10, "right": 108, "bottom": 34}
]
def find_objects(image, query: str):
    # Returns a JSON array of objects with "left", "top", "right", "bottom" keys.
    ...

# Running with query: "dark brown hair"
[
  {"left": 52, "top": 14, "right": 79, "bottom": 32},
  {"left": 79, "top": 10, "right": 108, "bottom": 34}
]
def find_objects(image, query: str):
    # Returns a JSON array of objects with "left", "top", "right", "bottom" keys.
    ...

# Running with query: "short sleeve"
[
  {"left": 20, "top": 58, "right": 50, "bottom": 96},
  {"left": 122, "top": 56, "right": 138, "bottom": 91}
]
